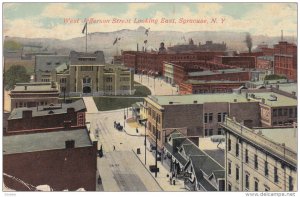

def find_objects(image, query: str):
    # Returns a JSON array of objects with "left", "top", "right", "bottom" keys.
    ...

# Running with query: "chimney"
[
  {"left": 137, "top": 43, "right": 139, "bottom": 51},
  {"left": 276, "top": 84, "right": 279, "bottom": 89},
  {"left": 169, "top": 101, "right": 173, "bottom": 104},
  {"left": 233, "top": 99, "right": 237, "bottom": 102},
  {"left": 64, "top": 120, "right": 72, "bottom": 129},
  {"left": 193, "top": 100, "right": 197, "bottom": 104},
  {"left": 281, "top": 30, "right": 283, "bottom": 41},
  {"left": 24, "top": 86, "right": 27, "bottom": 91},
  {"left": 65, "top": 140, "right": 75, "bottom": 149},
  {"left": 262, "top": 98, "right": 265, "bottom": 104},
  {"left": 22, "top": 110, "right": 32, "bottom": 118}
]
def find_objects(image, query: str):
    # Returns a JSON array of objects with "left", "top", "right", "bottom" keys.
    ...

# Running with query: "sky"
[{"left": 3, "top": 3, "right": 298, "bottom": 40}]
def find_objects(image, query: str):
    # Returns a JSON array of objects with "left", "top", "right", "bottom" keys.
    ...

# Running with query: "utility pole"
[
  {"left": 144, "top": 121, "right": 147, "bottom": 165},
  {"left": 86, "top": 23, "right": 88, "bottom": 53}
]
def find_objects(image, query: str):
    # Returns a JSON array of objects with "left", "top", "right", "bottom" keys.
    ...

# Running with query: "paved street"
[
  {"left": 85, "top": 105, "right": 186, "bottom": 191},
  {"left": 134, "top": 74, "right": 178, "bottom": 96}
]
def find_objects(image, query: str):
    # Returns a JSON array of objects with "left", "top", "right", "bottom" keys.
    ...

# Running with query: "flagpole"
[{"left": 86, "top": 23, "right": 87, "bottom": 53}]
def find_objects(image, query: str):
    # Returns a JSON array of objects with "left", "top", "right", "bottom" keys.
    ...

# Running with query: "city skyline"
[{"left": 3, "top": 3, "right": 297, "bottom": 39}]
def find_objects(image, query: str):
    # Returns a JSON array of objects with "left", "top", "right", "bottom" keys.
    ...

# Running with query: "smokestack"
[
  {"left": 137, "top": 43, "right": 139, "bottom": 51},
  {"left": 281, "top": 30, "right": 283, "bottom": 41}
]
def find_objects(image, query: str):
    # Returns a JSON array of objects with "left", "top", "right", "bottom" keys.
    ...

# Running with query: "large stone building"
[
  {"left": 221, "top": 117, "right": 297, "bottom": 192},
  {"left": 35, "top": 51, "right": 134, "bottom": 96},
  {"left": 140, "top": 93, "right": 261, "bottom": 152},
  {"left": 167, "top": 40, "right": 227, "bottom": 53},
  {"left": 9, "top": 82, "right": 60, "bottom": 110}
]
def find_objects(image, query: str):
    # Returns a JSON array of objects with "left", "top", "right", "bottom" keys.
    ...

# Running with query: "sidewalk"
[
  {"left": 123, "top": 119, "right": 187, "bottom": 192},
  {"left": 83, "top": 97, "right": 98, "bottom": 113}
]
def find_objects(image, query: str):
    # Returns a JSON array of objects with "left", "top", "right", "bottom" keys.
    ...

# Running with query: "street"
[{"left": 84, "top": 95, "right": 186, "bottom": 191}]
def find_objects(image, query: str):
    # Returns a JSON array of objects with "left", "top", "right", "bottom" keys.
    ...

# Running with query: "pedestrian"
[{"left": 113, "top": 145, "right": 115, "bottom": 151}]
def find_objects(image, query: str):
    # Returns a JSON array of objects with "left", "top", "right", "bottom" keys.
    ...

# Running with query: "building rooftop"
[
  {"left": 35, "top": 55, "right": 69, "bottom": 72},
  {"left": 188, "top": 68, "right": 247, "bottom": 77},
  {"left": 185, "top": 79, "right": 246, "bottom": 85},
  {"left": 3, "top": 128, "right": 92, "bottom": 155},
  {"left": 11, "top": 82, "right": 59, "bottom": 92},
  {"left": 70, "top": 51, "right": 105, "bottom": 65},
  {"left": 277, "top": 83, "right": 298, "bottom": 96},
  {"left": 256, "top": 127, "right": 297, "bottom": 152},
  {"left": 257, "top": 56, "right": 274, "bottom": 61},
  {"left": 198, "top": 137, "right": 225, "bottom": 166},
  {"left": 8, "top": 99, "right": 86, "bottom": 120},
  {"left": 249, "top": 92, "right": 297, "bottom": 107},
  {"left": 147, "top": 93, "right": 254, "bottom": 106}
]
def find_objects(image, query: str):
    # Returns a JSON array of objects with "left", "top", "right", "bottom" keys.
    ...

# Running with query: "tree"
[
  {"left": 4, "top": 65, "right": 30, "bottom": 90},
  {"left": 245, "top": 33, "right": 253, "bottom": 53}
]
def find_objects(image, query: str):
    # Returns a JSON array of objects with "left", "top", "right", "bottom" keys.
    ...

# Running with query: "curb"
[{"left": 131, "top": 149, "right": 163, "bottom": 191}]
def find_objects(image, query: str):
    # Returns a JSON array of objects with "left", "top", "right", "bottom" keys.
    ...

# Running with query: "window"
[
  {"left": 254, "top": 154, "right": 258, "bottom": 169},
  {"left": 228, "top": 183, "right": 232, "bottom": 191},
  {"left": 106, "top": 77, "right": 113, "bottom": 82},
  {"left": 218, "top": 128, "right": 223, "bottom": 135},
  {"left": 60, "top": 78, "right": 66, "bottom": 83},
  {"left": 289, "top": 108, "right": 293, "bottom": 117},
  {"left": 80, "top": 66, "right": 93, "bottom": 71},
  {"left": 204, "top": 113, "right": 208, "bottom": 123},
  {"left": 228, "top": 138, "right": 231, "bottom": 151},
  {"left": 265, "top": 161, "right": 269, "bottom": 176},
  {"left": 204, "top": 129, "right": 208, "bottom": 137},
  {"left": 236, "top": 142, "right": 239, "bottom": 157},
  {"left": 278, "top": 108, "right": 282, "bottom": 116},
  {"left": 209, "top": 113, "right": 213, "bottom": 122},
  {"left": 209, "top": 129, "right": 213, "bottom": 136},
  {"left": 236, "top": 167, "right": 239, "bottom": 181},
  {"left": 218, "top": 113, "right": 222, "bottom": 122},
  {"left": 273, "top": 109, "right": 278, "bottom": 116},
  {"left": 245, "top": 149, "right": 249, "bottom": 163},
  {"left": 245, "top": 174, "right": 250, "bottom": 190},
  {"left": 223, "top": 112, "right": 227, "bottom": 121},
  {"left": 254, "top": 180, "right": 259, "bottom": 191},
  {"left": 228, "top": 162, "right": 231, "bottom": 175},
  {"left": 274, "top": 167, "right": 278, "bottom": 183},
  {"left": 289, "top": 176, "right": 293, "bottom": 191},
  {"left": 295, "top": 108, "right": 297, "bottom": 118},
  {"left": 284, "top": 109, "right": 288, "bottom": 116}
]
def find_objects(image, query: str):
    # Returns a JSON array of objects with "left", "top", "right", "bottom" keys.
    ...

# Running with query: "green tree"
[
  {"left": 4, "top": 65, "right": 30, "bottom": 90},
  {"left": 4, "top": 40, "right": 22, "bottom": 51},
  {"left": 264, "top": 74, "right": 287, "bottom": 80}
]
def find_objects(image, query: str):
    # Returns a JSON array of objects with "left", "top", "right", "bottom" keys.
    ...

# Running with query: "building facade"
[
  {"left": 9, "top": 82, "right": 60, "bottom": 110},
  {"left": 6, "top": 99, "right": 86, "bottom": 134},
  {"left": 141, "top": 93, "right": 260, "bottom": 151},
  {"left": 221, "top": 117, "right": 297, "bottom": 192},
  {"left": 35, "top": 51, "right": 134, "bottom": 96}
]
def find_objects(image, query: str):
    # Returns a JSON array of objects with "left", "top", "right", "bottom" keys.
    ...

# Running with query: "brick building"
[
  {"left": 6, "top": 99, "right": 86, "bottom": 135},
  {"left": 222, "top": 117, "right": 297, "bottom": 192},
  {"left": 179, "top": 80, "right": 246, "bottom": 94},
  {"left": 9, "top": 82, "right": 60, "bottom": 110},
  {"left": 140, "top": 93, "right": 260, "bottom": 151},
  {"left": 214, "top": 56, "right": 256, "bottom": 69},
  {"left": 122, "top": 51, "right": 224, "bottom": 76},
  {"left": 167, "top": 40, "right": 227, "bottom": 53},
  {"left": 3, "top": 127, "right": 97, "bottom": 191},
  {"left": 273, "top": 41, "right": 297, "bottom": 81}
]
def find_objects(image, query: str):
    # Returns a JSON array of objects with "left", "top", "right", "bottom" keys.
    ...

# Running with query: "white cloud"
[{"left": 41, "top": 3, "right": 79, "bottom": 18}]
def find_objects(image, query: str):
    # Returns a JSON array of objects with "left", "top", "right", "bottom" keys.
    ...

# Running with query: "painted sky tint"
[{"left": 3, "top": 2, "right": 297, "bottom": 39}]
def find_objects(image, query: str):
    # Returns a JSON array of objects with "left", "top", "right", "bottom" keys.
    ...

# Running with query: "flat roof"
[
  {"left": 249, "top": 92, "right": 297, "bottom": 107},
  {"left": 8, "top": 99, "right": 86, "bottom": 120},
  {"left": 188, "top": 68, "right": 247, "bottom": 77},
  {"left": 3, "top": 128, "right": 92, "bottom": 155},
  {"left": 148, "top": 93, "right": 255, "bottom": 106},
  {"left": 198, "top": 137, "right": 225, "bottom": 167},
  {"left": 12, "top": 82, "right": 58, "bottom": 92},
  {"left": 185, "top": 79, "right": 246, "bottom": 84},
  {"left": 256, "top": 128, "right": 297, "bottom": 152},
  {"left": 278, "top": 83, "right": 298, "bottom": 96}
]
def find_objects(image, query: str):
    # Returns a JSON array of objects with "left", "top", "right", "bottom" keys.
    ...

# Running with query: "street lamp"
[{"left": 139, "top": 118, "right": 148, "bottom": 165}]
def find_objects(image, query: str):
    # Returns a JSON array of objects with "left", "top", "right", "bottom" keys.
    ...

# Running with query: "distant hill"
[{"left": 4, "top": 26, "right": 296, "bottom": 61}]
